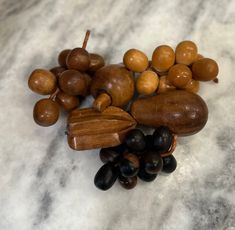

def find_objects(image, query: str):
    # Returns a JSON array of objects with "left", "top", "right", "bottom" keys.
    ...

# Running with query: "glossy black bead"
[
  {"left": 138, "top": 167, "right": 157, "bottom": 182},
  {"left": 99, "top": 145, "right": 124, "bottom": 164},
  {"left": 143, "top": 151, "right": 163, "bottom": 174},
  {"left": 94, "top": 163, "right": 119, "bottom": 191},
  {"left": 118, "top": 175, "right": 137, "bottom": 190},
  {"left": 153, "top": 126, "right": 173, "bottom": 153},
  {"left": 119, "top": 153, "right": 139, "bottom": 177},
  {"left": 162, "top": 155, "right": 177, "bottom": 173},
  {"left": 145, "top": 135, "right": 154, "bottom": 150},
  {"left": 125, "top": 129, "right": 146, "bottom": 151}
]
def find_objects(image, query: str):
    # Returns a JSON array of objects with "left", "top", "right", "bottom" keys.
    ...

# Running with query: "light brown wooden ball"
[
  {"left": 192, "top": 58, "right": 219, "bottom": 81},
  {"left": 184, "top": 79, "right": 200, "bottom": 93},
  {"left": 28, "top": 69, "right": 57, "bottom": 95},
  {"left": 123, "top": 49, "right": 149, "bottom": 72},
  {"left": 175, "top": 41, "right": 198, "bottom": 65},
  {"left": 136, "top": 70, "right": 159, "bottom": 95},
  {"left": 167, "top": 64, "right": 192, "bottom": 89},
  {"left": 157, "top": 76, "right": 176, "bottom": 93},
  {"left": 152, "top": 45, "right": 175, "bottom": 72}
]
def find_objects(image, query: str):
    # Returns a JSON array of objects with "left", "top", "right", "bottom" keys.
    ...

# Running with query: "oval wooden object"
[
  {"left": 90, "top": 64, "right": 135, "bottom": 109},
  {"left": 130, "top": 90, "right": 208, "bottom": 136},
  {"left": 67, "top": 106, "right": 137, "bottom": 150}
]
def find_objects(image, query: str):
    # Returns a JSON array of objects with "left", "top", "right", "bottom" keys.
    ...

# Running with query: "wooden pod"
[
  {"left": 67, "top": 106, "right": 137, "bottom": 150},
  {"left": 130, "top": 90, "right": 208, "bottom": 136},
  {"left": 90, "top": 64, "right": 135, "bottom": 111}
]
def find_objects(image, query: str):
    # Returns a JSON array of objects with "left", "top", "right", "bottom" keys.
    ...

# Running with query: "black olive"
[
  {"left": 153, "top": 126, "right": 173, "bottom": 153},
  {"left": 94, "top": 163, "right": 119, "bottom": 191},
  {"left": 143, "top": 151, "right": 163, "bottom": 174},
  {"left": 118, "top": 175, "right": 137, "bottom": 190},
  {"left": 145, "top": 134, "right": 154, "bottom": 150},
  {"left": 138, "top": 167, "right": 157, "bottom": 182},
  {"left": 125, "top": 129, "right": 146, "bottom": 151},
  {"left": 99, "top": 145, "right": 125, "bottom": 163},
  {"left": 162, "top": 155, "right": 177, "bottom": 173},
  {"left": 119, "top": 153, "right": 139, "bottom": 177}
]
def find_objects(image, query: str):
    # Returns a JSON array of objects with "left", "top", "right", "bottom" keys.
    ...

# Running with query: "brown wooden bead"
[
  {"left": 195, "top": 54, "right": 204, "bottom": 61},
  {"left": 83, "top": 73, "right": 92, "bottom": 95},
  {"left": 167, "top": 64, "right": 192, "bottom": 89},
  {"left": 66, "top": 48, "right": 90, "bottom": 72},
  {"left": 91, "top": 64, "right": 135, "bottom": 111},
  {"left": 89, "top": 53, "right": 105, "bottom": 72},
  {"left": 157, "top": 76, "right": 176, "bottom": 93},
  {"left": 33, "top": 99, "right": 60, "bottom": 127},
  {"left": 118, "top": 175, "right": 137, "bottom": 190},
  {"left": 59, "top": 70, "right": 87, "bottom": 96},
  {"left": 152, "top": 45, "right": 175, "bottom": 72},
  {"left": 28, "top": 69, "right": 57, "bottom": 95},
  {"left": 136, "top": 70, "right": 159, "bottom": 95},
  {"left": 184, "top": 79, "right": 200, "bottom": 93},
  {"left": 175, "top": 41, "right": 198, "bottom": 65},
  {"left": 55, "top": 91, "right": 79, "bottom": 111},
  {"left": 58, "top": 49, "right": 71, "bottom": 67},
  {"left": 130, "top": 90, "right": 208, "bottom": 136},
  {"left": 50, "top": 66, "right": 66, "bottom": 80},
  {"left": 123, "top": 49, "right": 149, "bottom": 72},
  {"left": 192, "top": 58, "right": 219, "bottom": 81}
]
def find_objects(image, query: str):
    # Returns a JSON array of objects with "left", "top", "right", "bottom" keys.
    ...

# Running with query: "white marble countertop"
[{"left": 0, "top": 0, "right": 235, "bottom": 229}]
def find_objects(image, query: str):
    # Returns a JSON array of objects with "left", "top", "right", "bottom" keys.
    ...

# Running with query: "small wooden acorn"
[{"left": 90, "top": 64, "right": 135, "bottom": 111}]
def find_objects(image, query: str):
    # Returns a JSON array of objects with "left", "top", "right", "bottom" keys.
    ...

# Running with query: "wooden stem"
[
  {"left": 93, "top": 93, "right": 111, "bottom": 112},
  {"left": 82, "top": 30, "right": 90, "bottom": 49},
  {"left": 49, "top": 88, "right": 59, "bottom": 100},
  {"left": 160, "top": 135, "right": 177, "bottom": 157},
  {"left": 213, "top": 78, "right": 219, "bottom": 83}
]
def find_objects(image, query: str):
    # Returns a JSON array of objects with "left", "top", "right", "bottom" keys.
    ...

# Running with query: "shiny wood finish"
[
  {"left": 88, "top": 53, "right": 105, "bottom": 72},
  {"left": 192, "top": 58, "right": 219, "bottom": 81},
  {"left": 91, "top": 64, "right": 135, "bottom": 109},
  {"left": 67, "top": 106, "right": 137, "bottom": 150},
  {"left": 55, "top": 91, "right": 79, "bottom": 111},
  {"left": 131, "top": 90, "right": 208, "bottom": 136}
]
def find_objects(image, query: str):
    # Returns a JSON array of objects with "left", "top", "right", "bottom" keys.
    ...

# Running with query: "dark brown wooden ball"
[
  {"left": 89, "top": 53, "right": 105, "bottom": 72},
  {"left": 66, "top": 48, "right": 90, "bottom": 72},
  {"left": 50, "top": 66, "right": 66, "bottom": 80},
  {"left": 58, "top": 49, "right": 71, "bottom": 67},
  {"left": 33, "top": 99, "right": 60, "bottom": 126},
  {"left": 55, "top": 91, "right": 79, "bottom": 111},
  {"left": 28, "top": 69, "right": 57, "bottom": 95},
  {"left": 59, "top": 70, "right": 87, "bottom": 96}
]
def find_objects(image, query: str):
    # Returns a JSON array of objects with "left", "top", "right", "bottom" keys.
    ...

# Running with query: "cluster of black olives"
[{"left": 94, "top": 126, "right": 177, "bottom": 191}]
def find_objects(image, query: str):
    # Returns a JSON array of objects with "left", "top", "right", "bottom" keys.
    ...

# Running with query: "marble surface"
[{"left": 0, "top": 0, "right": 235, "bottom": 229}]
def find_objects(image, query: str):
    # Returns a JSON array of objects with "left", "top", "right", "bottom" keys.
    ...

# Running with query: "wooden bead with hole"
[
  {"left": 123, "top": 49, "right": 149, "bottom": 72},
  {"left": 136, "top": 70, "right": 159, "bottom": 95}
]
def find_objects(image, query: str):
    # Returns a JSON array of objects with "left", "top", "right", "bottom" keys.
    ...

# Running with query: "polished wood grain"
[{"left": 131, "top": 90, "right": 208, "bottom": 136}]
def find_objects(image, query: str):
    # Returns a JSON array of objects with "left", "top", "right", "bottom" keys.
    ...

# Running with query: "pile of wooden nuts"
[{"left": 28, "top": 31, "right": 219, "bottom": 191}]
